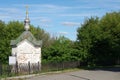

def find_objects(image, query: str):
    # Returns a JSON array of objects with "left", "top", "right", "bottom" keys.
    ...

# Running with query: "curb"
[
  {"left": 1, "top": 71, "right": 63, "bottom": 80},
  {"left": 1, "top": 69, "right": 80, "bottom": 80}
]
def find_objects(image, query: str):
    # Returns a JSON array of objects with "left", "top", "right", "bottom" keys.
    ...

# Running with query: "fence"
[{"left": 0, "top": 61, "right": 80, "bottom": 77}]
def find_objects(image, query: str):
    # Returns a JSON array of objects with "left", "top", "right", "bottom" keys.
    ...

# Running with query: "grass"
[{"left": 1, "top": 78, "right": 25, "bottom": 80}]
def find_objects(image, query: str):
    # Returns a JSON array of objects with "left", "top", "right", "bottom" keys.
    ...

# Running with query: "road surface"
[{"left": 27, "top": 68, "right": 120, "bottom": 80}]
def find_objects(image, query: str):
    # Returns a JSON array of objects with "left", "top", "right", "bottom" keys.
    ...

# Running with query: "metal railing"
[{"left": 0, "top": 61, "right": 80, "bottom": 77}]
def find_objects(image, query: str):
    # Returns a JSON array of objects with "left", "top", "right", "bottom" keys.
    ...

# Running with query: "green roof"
[{"left": 10, "top": 31, "right": 42, "bottom": 47}]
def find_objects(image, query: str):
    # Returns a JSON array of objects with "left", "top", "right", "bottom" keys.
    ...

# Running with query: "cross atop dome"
[
  {"left": 24, "top": 5, "right": 30, "bottom": 31},
  {"left": 10, "top": 6, "right": 42, "bottom": 69}
]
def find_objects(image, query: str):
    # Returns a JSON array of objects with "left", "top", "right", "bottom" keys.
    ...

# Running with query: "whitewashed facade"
[
  {"left": 10, "top": 10, "right": 42, "bottom": 65},
  {"left": 11, "top": 40, "right": 41, "bottom": 64}
]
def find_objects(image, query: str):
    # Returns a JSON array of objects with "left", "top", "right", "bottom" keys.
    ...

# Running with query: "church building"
[{"left": 10, "top": 8, "right": 42, "bottom": 65}]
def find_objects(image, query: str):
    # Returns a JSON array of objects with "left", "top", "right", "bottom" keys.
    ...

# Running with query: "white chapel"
[{"left": 10, "top": 8, "right": 42, "bottom": 65}]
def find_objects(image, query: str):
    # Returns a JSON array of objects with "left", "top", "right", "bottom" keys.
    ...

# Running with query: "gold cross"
[{"left": 26, "top": 5, "right": 29, "bottom": 15}]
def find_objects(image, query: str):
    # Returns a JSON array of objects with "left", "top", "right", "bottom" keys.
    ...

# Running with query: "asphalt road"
[{"left": 27, "top": 68, "right": 120, "bottom": 80}]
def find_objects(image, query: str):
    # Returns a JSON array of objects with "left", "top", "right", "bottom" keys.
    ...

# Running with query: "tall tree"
[
  {"left": 76, "top": 12, "right": 120, "bottom": 66},
  {"left": 0, "top": 20, "right": 6, "bottom": 63},
  {"left": 42, "top": 36, "right": 80, "bottom": 63},
  {"left": 0, "top": 21, "right": 53, "bottom": 63}
]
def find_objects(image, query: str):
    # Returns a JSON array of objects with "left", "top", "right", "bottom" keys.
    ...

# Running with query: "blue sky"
[{"left": 0, "top": 0, "right": 120, "bottom": 41}]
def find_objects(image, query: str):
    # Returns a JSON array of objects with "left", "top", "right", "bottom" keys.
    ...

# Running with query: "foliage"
[
  {"left": 76, "top": 12, "right": 120, "bottom": 66},
  {"left": 0, "top": 20, "right": 76, "bottom": 64},
  {"left": 0, "top": 21, "right": 53, "bottom": 63},
  {"left": 42, "top": 36, "right": 80, "bottom": 63},
  {"left": 0, "top": 11, "right": 120, "bottom": 66},
  {"left": 0, "top": 20, "right": 6, "bottom": 63}
]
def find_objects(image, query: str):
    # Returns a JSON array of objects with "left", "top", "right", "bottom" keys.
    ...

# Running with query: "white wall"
[{"left": 12, "top": 40, "right": 41, "bottom": 64}]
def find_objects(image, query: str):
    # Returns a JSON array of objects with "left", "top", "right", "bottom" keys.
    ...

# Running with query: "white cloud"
[
  {"left": 14, "top": 4, "right": 71, "bottom": 13},
  {"left": 0, "top": 7, "right": 19, "bottom": 12},
  {"left": 0, "top": 7, "right": 24, "bottom": 21},
  {"left": 39, "top": 24, "right": 53, "bottom": 27},
  {"left": 59, "top": 12, "right": 102, "bottom": 17},
  {"left": 39, "top": 4, "right": 70, "bottom": 10},
  {"left": 62, "top": 22, "right": 80, "bottom": 27},
  {"left": 0, "top": 15, "right": 11, "bottom": 20},
  {"left": 58, "top": 31, "right": 68, "bottom": 35},
  {"left": 40, "top": 19, "right": 51, "bottom": 23},
  {"left": 30, "top": 16, "right": 46, "bottom": 20}
]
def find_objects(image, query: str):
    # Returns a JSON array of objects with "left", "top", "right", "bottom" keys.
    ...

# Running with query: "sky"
[{"left": 0, "top": 0, "right": 120, "bottom": 41}]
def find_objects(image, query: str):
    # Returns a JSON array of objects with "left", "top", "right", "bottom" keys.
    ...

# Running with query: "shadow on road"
[{"left": 90, "top": 67, "right": 120, "bottom": 72}]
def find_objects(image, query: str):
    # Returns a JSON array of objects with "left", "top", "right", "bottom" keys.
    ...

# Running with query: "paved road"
[{"left": 27, "top": 69, "right": 120, "bottom": 80}]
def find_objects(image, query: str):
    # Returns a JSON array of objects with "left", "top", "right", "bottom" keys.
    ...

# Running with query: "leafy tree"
[
  {"left": 0, "top": 21, "right": 53, "bottom": 63},
  {"left": 0, "top": 20, "right": 6, "bottom": 63},
  {"left": 0, "top": 21, "right": 25, "bottom": 63},
  {"left": 76, "top": 12, "right": 120, "bottom": 66},
  {"left": 76, "top": 17, "right": 100, "bottom": 65},
  {"left": 42, "top": 36, "right": 80, "bottom": 63}
]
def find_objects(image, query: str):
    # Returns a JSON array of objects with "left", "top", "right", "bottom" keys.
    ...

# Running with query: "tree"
[
  {"left": 76, "top": 12, "right": 120, "bottom": 66},
  {"left": 0, "top": 20, "right": 6, "bottom": 63},
  {"left": 42, "top": 36, "right": 80, "bottom": 63},
  {"left": 0, "top": 21, "right": 53, "bottom": 63},
  {"left": 76, "top": 17, "right": 100, "bottom": 65}
]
